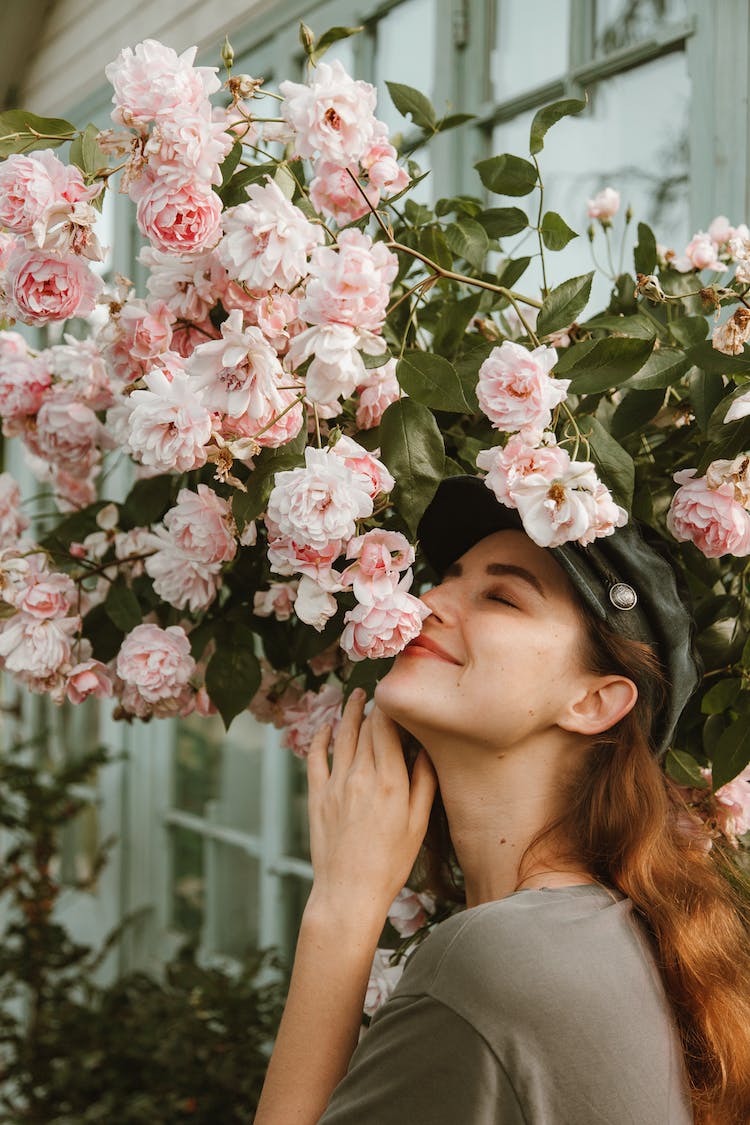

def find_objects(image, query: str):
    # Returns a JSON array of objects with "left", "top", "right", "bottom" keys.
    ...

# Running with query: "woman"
[{"left": 254, "top": 476, "right": 750, "bottom": 1125}]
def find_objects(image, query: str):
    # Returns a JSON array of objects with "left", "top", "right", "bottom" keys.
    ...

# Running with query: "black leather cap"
[{"left": 417, "top": 475, "right": 703, "bottom": 759}]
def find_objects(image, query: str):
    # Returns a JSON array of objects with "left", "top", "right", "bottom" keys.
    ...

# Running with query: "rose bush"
[{"left": 0, "top": 26, "right": 749, "bottom": 885}]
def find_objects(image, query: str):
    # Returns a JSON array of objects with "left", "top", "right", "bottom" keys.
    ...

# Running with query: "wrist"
[{"left": 302, "top": 887, "right": 389, "bottom": 943}]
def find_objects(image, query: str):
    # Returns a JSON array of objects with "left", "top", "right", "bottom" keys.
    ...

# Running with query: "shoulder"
[{"left": 393, "top": 885, "right": 667, "bottom": 1033}]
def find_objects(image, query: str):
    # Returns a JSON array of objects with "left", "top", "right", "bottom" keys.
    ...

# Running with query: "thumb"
[{"left": 408, "top": 748, "right": 439, "bottom": 837}]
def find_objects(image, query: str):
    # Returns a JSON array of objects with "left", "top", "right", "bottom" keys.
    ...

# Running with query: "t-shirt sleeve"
[{"left": 317, "top": 994, "right": 526, "bottom": 1125}]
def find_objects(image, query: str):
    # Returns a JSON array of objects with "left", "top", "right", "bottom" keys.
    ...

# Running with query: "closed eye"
[{"left": 485, "top": 592, "right": 517, "bottom": 609}]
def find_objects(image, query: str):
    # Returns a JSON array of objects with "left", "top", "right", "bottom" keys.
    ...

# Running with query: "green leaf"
[
  {"left": 688, "top": 368, "right": 730, "bottom": 433},
  {"left": 104, "top": 581, "right": 142, "bottom": 634},
  {"left": 697, "top": 413, "right": 750, "bottom": 474},
  {"left": 386, "top": 82, "right": 437, "bottom": 131},
  {"left": 633, "top": 222, "right": 657, "bottom": 275},
  {"left": 610, "top": 388, "right": 664, "bottom": 440},
  {"left": 81, "top": 603, "right": 125, "bottom": 664},
  {"left": 537, "top": 272, "right": 594, "bottom": 336},
  {"left": 418, "top": 226, "right": 452, "bottom": 271},
  {"left": 220, "top": 141, "right": 243, "bottom": 187},
  {"left": 540, "top": 211, "right": 578, "bottom": 251},
  {"left": 712, "top": 719, "right": 750, "bottom": 791},
  {"left": 453, "top": 342, "right": 494, "bottom": 412},
  {"left": 626, "top": 346, "right": 688, "bottom": 390},
  {"left": 476, "top": 207, "right": 528, "bottom": 238},
  {"left": 496, "top": 256, "right": 531, "bottom": 290},
  {"left": 444, "top": 217, "right": 489, "bottom": 269},
  {"left": 311, "top": 25, "right": 363, "bottom": 63},
  {"left": 669, "top": 315, "right": 708, "bottom": 349},
  {"left": 583, "top": 313, "right": 657, "bottom": 339},
  {"left": 577, "top": 416, "right": 635, "bottom": 509},
  {"left": 435, "top": 112, "right": 476, "bottom": 133},
  {"left": 475, "top": 153, "right": 538, "bottom": 197},
  {"left": 701, "top": 677, "right": 743, "bottom": 715},
  {"left": 343, "top": 658, "right": 394, "bottom": 701},
  {"left": 205, "top": 624, "right": 261, "bottom": 730},
  {"left": 69, "top": 123, "right": 108, "bottom": 177},
  {"left": 665, "top": 748, "right": 709, "bottom": 788},
  {"left": 431, "top": 292, "right": 482, "bottom": 358},
  {"left": 219, "top": 162, "right": 278, "bottom": 207},
  {"left": 120, "top": 476, "right": 177, "bottom": 529},
  {"left": 0, "top": 109, "right": 76, "bottom": 157},
  {"left": 687, "top": 340, "right": 750, "bottom": 377},
  {"left": 396, "top": 352, "right": 470, "bottom": 413},
  {"left": 529, "top": 96, "right": 587, "bottom": 155},
  {"left": 706, "top": 382, "right": 750, "bottom": 441},
  {"left": 361, "top": 350, "right": 393, "bottom": 370},
  {"left": 379, "top": 400, "right": 445, "bottom": 535},
  {"left": 556, "top": 336, "right": 654, "bottom": 394}
]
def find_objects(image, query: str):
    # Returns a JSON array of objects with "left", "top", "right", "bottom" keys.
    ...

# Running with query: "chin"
[{"left": 374, "top": 660, "right": 440, "bottom": 736}]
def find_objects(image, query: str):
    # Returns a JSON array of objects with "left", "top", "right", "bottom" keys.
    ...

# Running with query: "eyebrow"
[{"left": 443, "top": 560, "right": 547, "bottom": 599}]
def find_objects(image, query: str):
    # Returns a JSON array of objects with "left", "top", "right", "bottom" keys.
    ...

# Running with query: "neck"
[{"left": 413, "top": 727, "right": 594, "bottom": 908}]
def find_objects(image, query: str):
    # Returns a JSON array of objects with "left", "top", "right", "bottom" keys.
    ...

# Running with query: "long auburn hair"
[{"left": 410, "top": 607, "right": 750, "bottom": 1125}]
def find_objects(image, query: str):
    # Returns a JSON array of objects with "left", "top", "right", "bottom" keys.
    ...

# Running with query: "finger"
[
  {"left": 306, "top": 723, "right": 332, "bottom": 793},
  {"left": 329, "top": 688, "right": 367, "bottom": 781},
  {"left": 370, "top": 704, "right": 408, "bottom": 780},
  {"left": 408, "top": 748, "right": 439, "bottom": 837}
]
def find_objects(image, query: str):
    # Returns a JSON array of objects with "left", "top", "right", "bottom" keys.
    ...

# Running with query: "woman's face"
[{"left": 375, "top": 528, "right": 595, "bottom": 751}]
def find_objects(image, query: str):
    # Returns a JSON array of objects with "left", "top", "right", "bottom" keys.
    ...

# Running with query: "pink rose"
[
  {"left": 362, "top": 130, "right": 409, "bottom": 197},
  {"left": 712, "top": 308, "right": 750, "bottom": 357},
  {"left": 341, "top": 574, "right": 431, "bottom": 662},
  {"left": 144, "top": 104, "right": 233, "bottom": 186},
  {"left": 225, "top": 387, "right": 305, "bottom": 450},
  {"left": 511, "top": 454, "right": 625, "bottom": 549},
  {"left": 45, "top": 338, "right": 112, "bottom": 410},
  {"left": 724, "top": 390, "right": 750, "bottom": 424},
  {"left": 667, "top": 467, "right": 750, "bottom": 558},
  {"left": 120, "top": 298, "right": 174, "bottom": 362},
  {"left": 672, "top": 231, "right": 723, "bottom": 273},
  {"left": 279, "top": 59, "right": 378, "bottom": 165},
  {"left": 66, "top": 659, "right": 114, "bottom": 704},
  {"left": 126, "top": 367, "right": 213, "bottom": 473},
  {"left": 293, "top": 575, "right": 338, "bottom": 631},
  {"left": 5, "top": 248, "right": 103, "bottom": 324},
  {"left": 266, "top": 446, "right": 374, "bottom": 552},
  {"left": 144, "top": 538, "right": 222, "bottom": 613},
  {"left": 341, "top": 529, "right": 414, "bottom": 603},
  {"left": 289, "top": 322, "right": 372, "bottom": 406},
  {"left": 131, "top": 171, "right": 222, "bottom": 254},
  {"left": 187, "top": 309, "right": 284, "bottom": 418},
  {"left": 0, "top": 473, "right": 29, "bottom": 547},
  {"left": 253, "top": 581, "right": 298, "bottom": 621},
  {"left": 105, "top": 39, "right": 221, "bottom": 128},
  {"left": 387, "top": 887, "right": 436, "bottom": 937},
  {"left": 714, "top": 764, "right": 750, "bottom": 845},
  {"left": 300, "top": 229, "right": 397, "bottom": 333},
  {"left": 0, "top": 334, "right": 51, "bottom": 420},
  {"left": 140, "top": 246, "right": 221, "bottom": 321},
  {"left": 15, "top": 572, "right": 76, "bottom": 619},
  {"left": 0, "top": 612, "right": 79, "bottom": 683},
  {"left": 116, "top": 622, "right": 196, "bottom": 704},
  {"left": 309, "top": 162, "right": 378, "bottom": 225},
  {"left": 364, "top": 948, "right": 405, "bottom": 1018},
  {"left": 355, "top": 361, "right": 401, "bottom": 430},
  {"left": 329, "top": 435, "right": 395, "bottom": 499},
  {"left": 477, "top": 341, "right": 568, "bottom": 434},
  {"left": 217, "top": 178, "right": 323, "bottom": 291},
  {"left": 477, "top": 433, "right": 570, "bottom": 508},
  {"left": 163, "top": 484, "right": 237, "bottom": 564},
  {"left": 586, "top": 187, "right": 620, "bottom": 221},
  {"left": 266, "top": 534, "right": 344, "bottom": 591},
  {"left": 280, "top": 681, "right": 344, "bottom": 757},
  {"left": 31, "top": 394, "right": 106, "bottom": 473}
]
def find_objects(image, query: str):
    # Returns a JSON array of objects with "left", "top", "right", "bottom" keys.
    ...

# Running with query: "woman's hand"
[{"left": 304, "top": 688, "right": 438, "bottom": 926}]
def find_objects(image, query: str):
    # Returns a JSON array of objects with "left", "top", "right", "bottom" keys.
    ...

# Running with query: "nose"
[{"left": 418, "top": 581, "right": 456, "bottom": 622}]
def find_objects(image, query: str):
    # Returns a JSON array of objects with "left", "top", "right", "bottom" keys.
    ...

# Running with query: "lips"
[{"left": 404, "top": 634, "right": 461, "bottom": 664}]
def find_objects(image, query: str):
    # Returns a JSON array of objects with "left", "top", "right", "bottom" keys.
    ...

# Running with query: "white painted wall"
[{"left": 19, "top": 0, "right": 276, "bottom": 116}]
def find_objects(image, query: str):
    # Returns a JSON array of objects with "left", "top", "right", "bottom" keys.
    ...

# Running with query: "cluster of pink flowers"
[
  {"left": 669, "top": 214, "right": 750, "bottom": 275},
  {"left": 475, "top": 343, "right": 627, "bottom": 547},
  {"left": 105, "top": 39, "right": 232, "bottom": 255},
  {"left": 281, "top": 59, "right": 409, "bottom": 227},
  {"left": 0, "top": 147, "right": 105, "bottom": 325},
  {"left": 667, "top": 457, "right": 750, "bottom": 558},
  {"left": 0, "top": 331, "right": 114, "bottom": 509}
]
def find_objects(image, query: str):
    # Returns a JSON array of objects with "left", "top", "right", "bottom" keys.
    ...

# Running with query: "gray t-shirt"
[{"left": 319, "top": 884, "right": 694, "bottom": 1124}]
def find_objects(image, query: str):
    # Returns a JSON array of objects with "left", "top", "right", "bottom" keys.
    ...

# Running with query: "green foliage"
[
  {"left": 475, "top": 153, "right": 538, "bottom": 196},
  {"left": 529, "top": 96, "right": 587, "bottom": 155},
  {"left": 379, "top": 400, "right": 445, "bottom": 534},
  {"left": 205, "top": 623, "right": 262, "bottom": 728},
  {"left": 540, "top": 211, "right": 578, "bottom": 251},
  {"left": 396, "top": 352, "right": 470, "bottom": 413},
  {"left": 537, "top": 272, "right": 594, "bottom": 335},
  {"left": 0, "top": 110, "right": 76, "bottom": 156},
  {"left": 386, "top": 82, "right": 437, "bottom": 132}
]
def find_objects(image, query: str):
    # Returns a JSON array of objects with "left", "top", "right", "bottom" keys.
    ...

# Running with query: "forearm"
[{"left": 254, "top": 897, "right": 386, "bottom": 1125}]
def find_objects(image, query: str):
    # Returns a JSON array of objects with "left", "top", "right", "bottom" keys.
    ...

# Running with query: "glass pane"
[
  {"left": 170, "top": 825, "right": 205, "bottom": 942},
  {"left": 374, "top": 0, "right": 437, "bottom": 136},
  {"left": 491, "top": 50, "right": 689, "bottom": 311},
  {"left": 175, "top": 712, "right": 263, "bottom": 835},
  {"left": 595, "top": 0, "right": 688, "bottom": 54},
  {"left": 493, "top": 0, "right": 570, "bottom": 101},
  {"left": 205, "top": 841, "right": 260, "bottom": 958},
  {"left": 285, "top": 753, "right": 311, "bottom": 862}
]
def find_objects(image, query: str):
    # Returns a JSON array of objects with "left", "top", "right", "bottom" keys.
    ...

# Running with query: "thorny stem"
[{"left": 532, "top": 155, "right": 548, "bottom": 296}]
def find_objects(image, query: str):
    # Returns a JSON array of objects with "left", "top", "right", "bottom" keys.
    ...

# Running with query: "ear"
[{"left": 557, "top": 674, "right": 638, "bottom": 737}]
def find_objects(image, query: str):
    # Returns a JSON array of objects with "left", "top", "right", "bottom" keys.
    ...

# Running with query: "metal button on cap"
[{"left": 609, "top": 582, "right": 638, "bottom": 611}]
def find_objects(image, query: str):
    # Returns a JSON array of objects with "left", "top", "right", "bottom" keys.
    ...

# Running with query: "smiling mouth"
[{"left": 403, "top": 637, "right": 461, "bottom": 664}]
